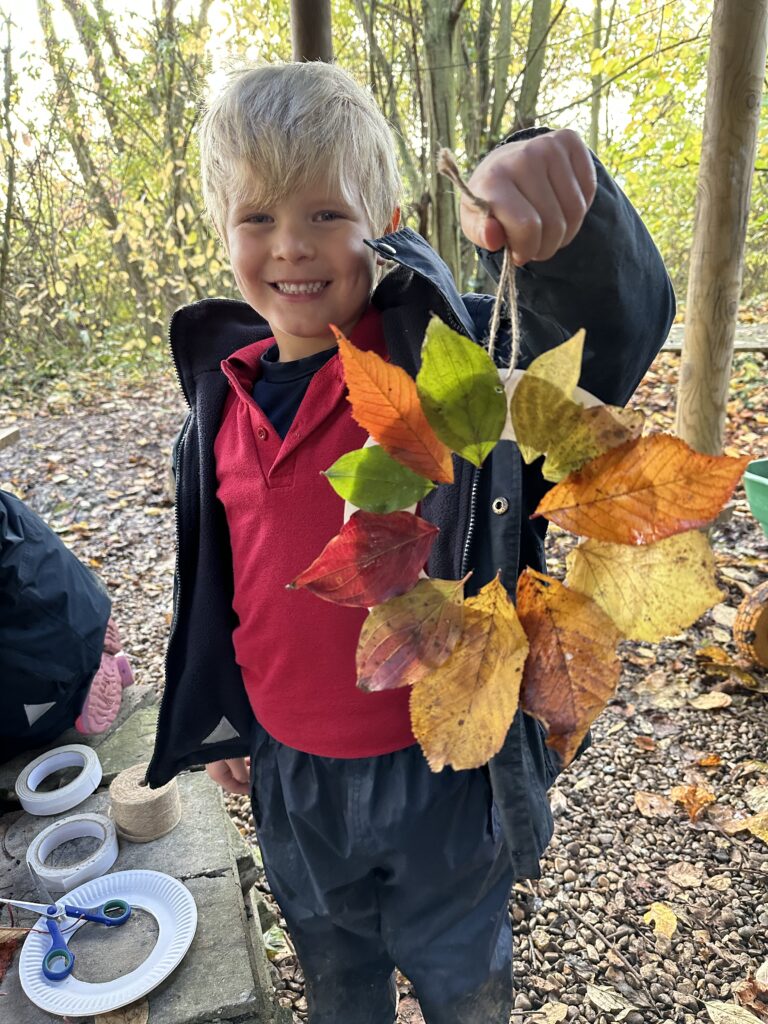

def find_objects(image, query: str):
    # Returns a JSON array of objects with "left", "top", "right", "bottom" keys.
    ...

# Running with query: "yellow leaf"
[
  {"left": 410, "top": 576, "right": 528, "bottom": 771},
  {"left": 542, "top": 402, "right": 644, "bottom": 482},
  {"left": 54, "top": 280, "right": 66, "bottom": 297},
  {"left": 510, "top": 330, "right": 585, "bottom": 463},
  {"left": 565, "top": 531, "right": 722, "bottom": 641},
  {"left": 743, "top": 811, "right": 768, "bottom": 843},
  {"left": 643, "top": 902, "right": 678, "bottom": 938}
]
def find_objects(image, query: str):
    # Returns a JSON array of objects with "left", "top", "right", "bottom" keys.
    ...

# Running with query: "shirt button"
[
  {"left": 256, "top": 427, "right": 268, "bottom": 440},
  {"left": 492, "top": 496, "right": 509, "bottom": 515}
]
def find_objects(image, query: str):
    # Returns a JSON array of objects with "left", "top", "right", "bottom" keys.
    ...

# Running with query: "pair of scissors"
[{"left": 0, "top": 869, "right": 131, "bottom": 981}]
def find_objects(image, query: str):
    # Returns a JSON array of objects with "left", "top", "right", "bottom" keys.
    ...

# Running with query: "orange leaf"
[
  {"left": 670, "top": 783, "right": 717, "bottom": 820},
  {"left": 516, "top": 569, "right": 621, "bottom": 765},
  {"left": 534, "top": 434, "right": 750, "bottom": 544},
  {"left": 335, "top": 327, "right": 454, "bottom": 483}
]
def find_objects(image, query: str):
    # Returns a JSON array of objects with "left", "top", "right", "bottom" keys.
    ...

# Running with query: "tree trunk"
[
  {"left": 423, "top": 0, "right": 463, "bottom": 284},
  {"left": 515, "top": 0, "right": 552, "bottom": 131},
  {"left": 290, "top": 0, "right": 333, "bottom": 62},
  {"left": 0, "top": 17, "right": 15, "bottom": 327},
  {"left": 589, "top": 0, "right": 602, "bottom": 154},
  {"left": 675, "top": 0, "right": 768, "bottom": 454},
  {"left": 489, "top": 0, "right": 513, "bottom": 143}
]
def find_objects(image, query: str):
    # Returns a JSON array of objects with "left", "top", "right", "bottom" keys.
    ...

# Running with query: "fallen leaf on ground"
[
  {"left": 644, "top": 902, "right": 678, "bottom": 938},
  {"left": 689, "top": 692, "right": 733, "bottom": 710},
  {"left": 756, "top": 960, "right": 768, "bottom": 996},
  {"left": 356, "top": 577, "right": 465, "bottom": 691},
  {"left": 410, "top": 576, "right": 528, "bottom": 771},
  {"left": 745, "top": 785, "right": 768, "bottom": 813},
  {"left": 698, "top": 754, "right": 723, "bottom": 767},
  {"left": 634, "top": 790, "right": 675, "bottom": 818},
  {"left": 667, "top": 860, "right": 705, "bottom": 888},
  {"left": 670, "top": 783, "right": 717, "bottom": 820},
  {"left": 534, "top": 435, "right": 749, "bottom": 544},
  {"left": 335, "top": 327, "right": 453, "bottom": 483},
  {"left": 735, "top": 760, "right": 768, "bottom": 778},
  {"left": 95, "top": 1000, "right": 150, "bottom": 1024},
  {"left": 585, "top": 982, "right": 638, "bottom": 1014},
  {"left": 634, "top": 735, "right": 657, "bottom": 751},
  {"left": 706, "top": 875, "right": 732, "bottom": 891},
  {"left": 0, "top": 927, "right": 28, "bottom": 985},
  {"left": 706, "top": 1001, "right": 768, "bottom": 1023},
  {"left": 517, "top": 569, "right": 621, "bottom": 765},
  {"left": 732, "top": 975, "right": 768, "bottom": 1022},
  {"left": 565, "top": 530, "right": 722, "bottom": 641},
  {"left": 536, "top": 1003, "right": 569, "bottom": 1023}
]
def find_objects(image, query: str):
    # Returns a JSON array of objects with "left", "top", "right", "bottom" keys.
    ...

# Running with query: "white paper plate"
[{"left": 19, "top": 869, "right": 197, "bottom": 1016}]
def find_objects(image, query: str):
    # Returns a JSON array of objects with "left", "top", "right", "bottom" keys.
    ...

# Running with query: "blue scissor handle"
[
  {"left": 42, "top": 918, "right": 75, "bottom": 982},
  {"left": 62, "top": 899, "right": 132, "bottom": 926}
]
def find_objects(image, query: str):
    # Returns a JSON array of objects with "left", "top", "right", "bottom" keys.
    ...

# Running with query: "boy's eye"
[
  {"left": 244, "top": 213, "right": 272, "bottom": 224},
  {"left": 315, "top": 211, "right": 342, "bottom": 222}
]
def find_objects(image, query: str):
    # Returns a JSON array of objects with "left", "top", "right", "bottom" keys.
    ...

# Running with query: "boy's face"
[{"left": 225, "top": 181, "right": 383, "bottom": 359}]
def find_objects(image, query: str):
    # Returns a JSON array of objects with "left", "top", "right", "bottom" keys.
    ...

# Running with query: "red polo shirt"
[{"left": 214, "top": 307, "right": 416, "bottom": 757}]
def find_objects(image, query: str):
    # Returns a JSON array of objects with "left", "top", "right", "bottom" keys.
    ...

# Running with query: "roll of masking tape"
[
  {"left": 109, "top": 763, "right": 181, "bottom": 843},
  {"left": 25, "top": 812, "right": 119, "bottom": 892},
  {"left": 15, "top": 745, "right": 102, "bottom": 816}
]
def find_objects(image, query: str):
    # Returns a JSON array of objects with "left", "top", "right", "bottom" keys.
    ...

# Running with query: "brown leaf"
[
  {"left": 0, "top": 927, "right": 28, "bottom": 985},
  {"left": 634, "top": 735, "right": 657, "bottom": 751},
  {"left": 669, "top": 783, "right": 717, "bottom": 821},
  {"left": 356, "top": 577, "right": 465, "bottom": 691},
  {"left": 634, "top": 790, "right": 675, "bottom": 818},
  {"left": 697, "top": 754, "right": 723, "bottom": 767},
  {"left": 517, "top": 569, "right": 621, "bottom": 766},
  {"left": 667, "top": 860, "right": 705, "bottom": 888}
]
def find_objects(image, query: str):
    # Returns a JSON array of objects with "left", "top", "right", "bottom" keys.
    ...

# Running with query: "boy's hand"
[
  {"left": 460, "top": 129, "right": 597, "bottom": 266},
  {"left": 206, "top": 757, "right": 250, "bottom": 796}
]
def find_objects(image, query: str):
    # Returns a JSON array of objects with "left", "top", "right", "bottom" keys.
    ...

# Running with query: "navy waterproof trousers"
[{"left": 249, "top": 723, "right": 515, "bottom": 1024}]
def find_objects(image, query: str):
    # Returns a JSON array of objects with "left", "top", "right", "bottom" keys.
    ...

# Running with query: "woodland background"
[{"left": 1, "top": 0, "right": 766, "bottom": 391}]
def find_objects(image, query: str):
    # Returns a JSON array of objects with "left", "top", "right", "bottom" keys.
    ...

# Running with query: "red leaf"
[{"left": 289, "top": 510, "right": 438, "bottom": 607}]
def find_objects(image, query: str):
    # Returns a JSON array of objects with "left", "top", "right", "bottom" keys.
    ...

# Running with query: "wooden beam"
[
  {"left": 675, "top": 0, "right": 768, "bottom": 454},
  {"left": 290, "top": 0, "right": 333, "bottom": 63}
]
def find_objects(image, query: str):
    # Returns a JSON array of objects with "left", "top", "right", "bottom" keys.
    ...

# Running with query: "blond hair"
[{"left": 198, "top": 61, "right": 401, "bottom": 241}]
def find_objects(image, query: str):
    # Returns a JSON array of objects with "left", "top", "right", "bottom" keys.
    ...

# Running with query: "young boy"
[{"left": 147, "top": 61, "right": 674, "bottom": 1023}]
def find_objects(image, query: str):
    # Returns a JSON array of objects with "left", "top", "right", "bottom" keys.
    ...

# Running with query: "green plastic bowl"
[{"left": 744, "top": 457, "right": 768, "bottom": 538}]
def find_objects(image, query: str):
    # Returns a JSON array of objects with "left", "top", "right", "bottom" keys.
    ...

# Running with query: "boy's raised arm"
[{"left": 460, "top": 128, "right": 676, "bottom": 406}]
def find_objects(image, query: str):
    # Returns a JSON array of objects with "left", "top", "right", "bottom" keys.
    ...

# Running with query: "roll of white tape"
[
  {"left": 15, "top": 745, "right": 102, "bottom": 816},
  {"left": 25, "top": 812, "right": 119, "bottom": 892}
]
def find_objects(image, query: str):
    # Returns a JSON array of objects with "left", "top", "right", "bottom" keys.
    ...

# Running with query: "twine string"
[
  {"left": 437, "top": 147, "right": 521, "bottom": 377},
  {"left": 108, "top": 762, "right": 181, "bottom": 843}
]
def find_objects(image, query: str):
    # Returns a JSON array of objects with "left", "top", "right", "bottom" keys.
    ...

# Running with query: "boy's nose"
[{"left": 272, "top": 229, "right": 314, "bottom": 262}]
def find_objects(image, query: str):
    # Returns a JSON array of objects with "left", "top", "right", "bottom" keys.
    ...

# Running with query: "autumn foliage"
[{"left": 290, "top": 318, "right": 748, "bottom": 772}]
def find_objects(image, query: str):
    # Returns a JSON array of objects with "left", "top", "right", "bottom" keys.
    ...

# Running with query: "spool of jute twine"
[
  {"left": 437, "top": 148, "right": 521, "bottom": 378},
  {"left": 108, "top": 762, "right": 182, "bottom": 843}
]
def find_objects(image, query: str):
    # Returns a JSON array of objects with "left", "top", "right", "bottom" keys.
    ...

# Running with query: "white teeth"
[{"left": 274, "top": 281, "right": 326, "bottom": 294}]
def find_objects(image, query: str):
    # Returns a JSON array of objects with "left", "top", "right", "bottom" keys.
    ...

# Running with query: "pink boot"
[
  {"left": 103, "top": 617, "right": 123, "bottom": 656},
  {"left": 75, "top": 652, "right": 134, "bottom": 735}
]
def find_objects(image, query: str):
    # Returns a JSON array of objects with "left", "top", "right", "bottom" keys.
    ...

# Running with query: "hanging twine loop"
[
  {"left": 109, "top": 762, "right": 182, "bottom": 843},
  {"left": 437, "top": 148, "right": 521, "bottom": 376}
]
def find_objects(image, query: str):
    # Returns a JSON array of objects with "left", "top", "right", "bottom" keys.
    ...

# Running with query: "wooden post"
[
  {"left": 290, "top": 0, "right": 333, "bottom": 63},
  {"left": 675, "top": 0, "right": 768, "bottom": 454}
]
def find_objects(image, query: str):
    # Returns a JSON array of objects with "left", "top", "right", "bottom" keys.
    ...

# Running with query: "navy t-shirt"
[{"left": 252, "top": 343, "right": 338, "bottom": 439}]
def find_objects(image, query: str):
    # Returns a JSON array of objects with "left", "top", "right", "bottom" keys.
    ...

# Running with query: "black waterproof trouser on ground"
[{"left": 249, "top": 723, "right": 515, "bottom": 1024}]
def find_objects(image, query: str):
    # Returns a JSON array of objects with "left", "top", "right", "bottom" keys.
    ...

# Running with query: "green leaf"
[
  {"left": 416, "top": 316, "right": 506, "bottom": 468},
  {"left": 323, "top": 445, "right": 435, "bottom": 513}
]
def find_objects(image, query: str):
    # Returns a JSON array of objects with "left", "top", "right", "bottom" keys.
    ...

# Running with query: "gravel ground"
[{"left": 1, "top": 350, "right": 766, "bottom": 1023}]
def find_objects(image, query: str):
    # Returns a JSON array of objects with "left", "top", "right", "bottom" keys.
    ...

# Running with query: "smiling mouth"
[{"left": 270, "top": 281, "right": 329, "bottom": 295}]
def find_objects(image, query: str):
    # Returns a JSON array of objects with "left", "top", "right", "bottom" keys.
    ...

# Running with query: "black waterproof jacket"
[
  {"left": 147, "top": 145, "right": 675, "bottom": 879},
  {"left": 0, "top": 489, "right": 111, "bottom": 760}
]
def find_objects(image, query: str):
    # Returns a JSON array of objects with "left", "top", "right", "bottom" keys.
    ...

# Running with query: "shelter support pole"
[{"left": 290, "top": 0, "right": 333, "bottom": 63}]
